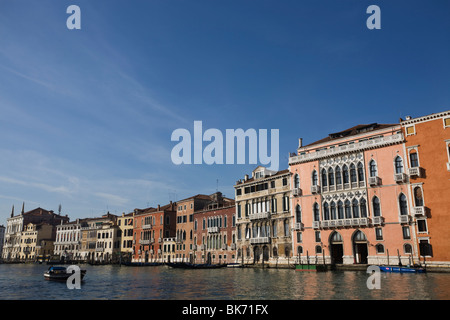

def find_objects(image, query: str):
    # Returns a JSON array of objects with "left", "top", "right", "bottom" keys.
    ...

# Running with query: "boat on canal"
[
  {"left": 44, "top": 266, "right": 87, "bottom": 281},
  {"left": 295, "top": 264, "right": 328, "bottom": 272},
  {"left": 379, "top": 265, "right": 426, "bottom": 273}
]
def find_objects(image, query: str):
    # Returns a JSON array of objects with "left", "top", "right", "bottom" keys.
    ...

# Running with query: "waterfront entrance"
[
  {"left": 352, "top": 230, "right": 368, "bottom": 264},
  {"left": 254, "top": 247, "right": 260, "bottom": 263},
  {"left": 263, "top": 246, "right": 269, "bottom": 262},
  {"left": 330, "top": 232, "right": 344, "bottom": 264}
]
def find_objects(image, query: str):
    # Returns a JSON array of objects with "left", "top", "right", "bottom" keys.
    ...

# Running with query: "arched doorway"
[
  {"left": 329, "top": 231, "right": 344, "bottom": 264},
  {"left": 145, "top": 250, "right": 149, "bottom": 263},
  {"left": 263, "top": 245, "right": 270, "bottom": 262},
  {"left": 253, "top": 246, "right": 260, "bottom": 263},
  {"left": 352, "top": 230, "right": 368, "bottom": 264},
  {"left": 207, "top": 252, "right": 212, "bottom": 264}
]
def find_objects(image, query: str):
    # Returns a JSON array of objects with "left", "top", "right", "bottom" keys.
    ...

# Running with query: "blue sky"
[{"left": 0, "top": 0, "right": 449, "bottom": 223}]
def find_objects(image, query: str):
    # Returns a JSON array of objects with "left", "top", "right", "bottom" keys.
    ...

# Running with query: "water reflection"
[{"left": 0, "top": 264, "right": 450, "bottom": 300}]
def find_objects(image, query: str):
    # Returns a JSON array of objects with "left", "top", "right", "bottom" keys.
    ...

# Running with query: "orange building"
[
  {"left": 400, "top": 111, "right": 450, "bottom": 267},
  {"left": 289, "top": 123, "right": 419, "bottom": 266},
  {"left": 193, "top": 193, "right": 236, "bottom": 264},
  {"left": 132, "top": 202, "right": 177, "bottom": 263},
  {"left": 175, "top": 194, "right": 212, "bottom": 263}
]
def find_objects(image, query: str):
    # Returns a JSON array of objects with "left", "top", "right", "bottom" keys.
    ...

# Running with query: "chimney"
[
  {"left": 298, "top": 138, "right": 303, "bottom": 148},
  {"left": 244, "top": 174, "right": 249, "bottom": 181},
  {"left": 158, "top": 204, "right": 161, "bottom": 211}
]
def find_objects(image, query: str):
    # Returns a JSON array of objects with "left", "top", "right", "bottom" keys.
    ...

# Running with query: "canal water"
[{"left": 1, "top": 264, "right": 450, "bottom": 300}]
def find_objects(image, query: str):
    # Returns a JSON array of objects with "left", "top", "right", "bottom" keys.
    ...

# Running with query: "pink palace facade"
[{"left": 289, "top": 123, "right": 420, "bottom": 266}]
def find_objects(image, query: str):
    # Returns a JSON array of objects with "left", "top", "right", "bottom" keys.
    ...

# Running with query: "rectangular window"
[
  {"left": 410, "top": 152, "right": 419, "bottom": 167},
  {"left": 315, "top": 231, "right": 321, "bottom": 243},
  {"left": 282, "top": 178, "right": 288, "bottom": 186},
  {"left": 444, "top": 117, "right": 450, "bottom": 128},
  {"left": 375, "top": 228, "right": 383, "bottom": 241},
  {"left": 417, "top": 220, "right": 428, "bottom": 233},
  {"left": 402, "top": 226, "right": 411, "bottom": 239},
  {"left": 406, "top": 125, "right": 415, "bottom": 136}
]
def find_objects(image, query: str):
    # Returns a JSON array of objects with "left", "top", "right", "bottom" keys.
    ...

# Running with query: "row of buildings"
[{"left": 1, "top": 110, "right": 450, "bottom": 268}]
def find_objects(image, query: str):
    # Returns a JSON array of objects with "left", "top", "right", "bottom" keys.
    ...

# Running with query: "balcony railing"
[
  {"left": 413, "top": 206, "right": 426, "bottom": 216},
  {"left": 312, "top": 221, "right": 320, "bottom": 229},
  {"left": 250, "top": 237, "right": 270, "bottom": 244},
  {"left": 207, "top": 226, "right": 219, "bottom": 233},
  {"left": 311, "top": 185, "right": 321, "bottom": 194},
  {"left": 399, "top": 215, "right": 410, "bottom": 224},
  {"left": 293, "top": 222, "right": 304, "bottom": 231},
  {"left": 249, "top": 211, "right": 271, "bottom": 221},
  {"left": 139, "top": 239, "right": 153, "bottom": 245},
  {"left": 292, "top": 188, "right": 302, "bottom": 197},
  {"left": 368, "top": 176, "right": 381, "bottom": 186},
  {"left": 372, "top": 216, "right": 384, "bottom": 225},
  {"left": 321, "top": 218, "right": 370, "bottom": 228},
  {"left": 408, "top": 167, "right": 422, "bottom": 177},
  {"left": 142, "top": 224, "right": 152, "bottom": 230},
  {"left": 394, "top": 173, "right": 407, "bottom": 183}
]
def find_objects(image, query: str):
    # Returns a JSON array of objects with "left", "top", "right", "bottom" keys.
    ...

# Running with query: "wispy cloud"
[
  {"left": 0, "top": 176, "right": 71, "bottom": 195},
  {"left": 94, "top": 192, "right": 129, "bottom": 207}
]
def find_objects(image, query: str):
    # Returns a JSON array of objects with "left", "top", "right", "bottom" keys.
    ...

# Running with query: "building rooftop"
[{"left": 301, "top": 123, "right": 398, "bottom": 149}]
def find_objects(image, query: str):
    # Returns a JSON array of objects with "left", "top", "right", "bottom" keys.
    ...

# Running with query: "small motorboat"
[
  {"left": 379, "top": 266, "right": 426, "bottom": 273},
  {"left": 44, "top": 266, "right": 87, "bottom": 281},
  {"left": 226, "top": 263, "right": 244, "bottom": 268}
]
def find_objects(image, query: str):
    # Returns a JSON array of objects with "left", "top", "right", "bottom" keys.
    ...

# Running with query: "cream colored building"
[
  {"left": 20, "top": 223, "right": 55, "bottom": 261},
  {"left": 118, "top": 212, "right": 135, "bottom": 262},
  {"left": 2, "top": 206, "right": 68, "bottom": 261},
  {"left": 54, "top": 219, "right": 85, "bottom": 261},
  {"left": 234, "top": 166, "right": 292, "bottom": 266},
  {"left": 79, "top": 213, "right": 121, "bottom": 263}
]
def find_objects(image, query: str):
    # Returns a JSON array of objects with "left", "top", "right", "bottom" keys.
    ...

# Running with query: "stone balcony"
[
  {"left": 293, "top": 222, "right": 304, "bottom": 231},
  {"left": 249, "top": 211, "right": 271, "bottom": 221},
  {"left": 319, "top": 217, "right": 371, "bottom": 229},
  {"left": 408, "top": 167, "right": 422, "bottom": 177},
  {"left": 207, "top": 226, "right": 219, "bottom": 233},
  {"left": 250, "top": 237, "right": 270, "bottom": 244},
  {"left": 413, "top": 206, "right": 426, "bottom": 217},
  {"left": 394, "top": 173, "right": 407, "bottom": 183},
  {"left": 139, "top": 239, "right": 153, "bottom": 245}
]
